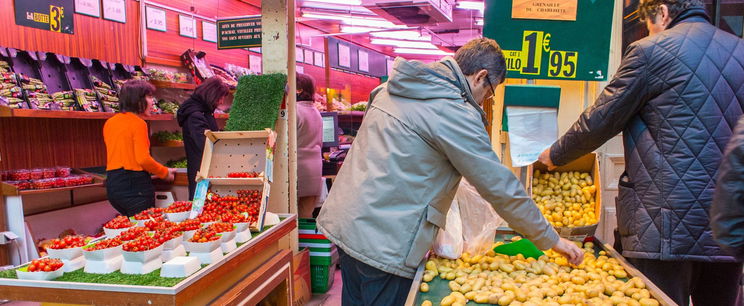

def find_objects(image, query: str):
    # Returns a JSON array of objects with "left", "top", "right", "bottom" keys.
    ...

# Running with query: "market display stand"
[
  {"left": 0, "top": 214, "right": 297, "bottom": 305},
  {"left": 404, "top": 230, "right": 678, "bottom": 306},
  {"left": 1, "top": 171, "right": 106, "bottom": 265}
]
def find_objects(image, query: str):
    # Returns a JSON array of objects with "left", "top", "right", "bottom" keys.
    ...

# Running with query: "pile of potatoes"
[
  {"left": 420, "top": 238, "right": 660, "bottom": 306},
  {"left": 531, "top": 170, "right": 598, "bottom": 228}
]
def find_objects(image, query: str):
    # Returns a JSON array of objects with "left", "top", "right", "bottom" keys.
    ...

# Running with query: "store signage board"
[
  {"left": 14, "top": 0, "right": 74, "bottom": 34},
  {"left": 146, "top": 6, "right": 166, "bottom": 32},
  {"left": 484, "top": 0, "right": 613, "bottom": 81},
  {"left": 75, "top": 0, "right": 100, "bottom": 18},
  {"left": 338, "top": 44, "right": 351, "bottom": 68},
  {"left": 179, "top": 15, "right": 197, "bottom": 38},
  {"left": 358, "top": 50, "right": 369, "bottom": 72},
  {"left": 103, "top": 0, "right": 126, "bottom": 23},
  {"left": 217, "top": 16, "right": 262, "bottom": 49},
  {"left": 202, "top": 21, "right": 217, "bottom": 43},
  {"left": 511, "top": 0, "right": 577, "bottom": 21}
]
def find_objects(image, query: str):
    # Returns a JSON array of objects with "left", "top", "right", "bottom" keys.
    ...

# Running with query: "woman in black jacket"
[{"left": 177, "top": 77, "right": 230, "bottom": 200}]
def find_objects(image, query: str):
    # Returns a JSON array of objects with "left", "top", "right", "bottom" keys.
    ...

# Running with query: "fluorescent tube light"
[
  {"left": 393, "top": 48, "right": 454, "bottom": 56},
  {"left": 371, "top": 38, "right": 438, "bottom": 49}
]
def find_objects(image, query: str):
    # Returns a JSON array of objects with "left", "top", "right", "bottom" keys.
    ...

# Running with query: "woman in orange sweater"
[{"left": 103, "top": 80, "right": 175, "bottom": 216}]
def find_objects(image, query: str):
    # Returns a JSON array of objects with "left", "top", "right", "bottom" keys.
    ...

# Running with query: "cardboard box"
[
  {"left": 528, "top": 153, "right": 601, "bottom": 240},
  {"left": 293, "top": 248, "right": 312, "bottom": 306},
  {"left": 197, "top": 129, "right": 275, "bottom": 184}
]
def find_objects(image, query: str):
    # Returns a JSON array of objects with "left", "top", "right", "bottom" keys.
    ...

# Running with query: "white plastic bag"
[
  {"left": 433, "top": 200, "right": 463, "bottom": 259},
  {"left": 457, "top": 179, "right": 505, "bottom": 256}
]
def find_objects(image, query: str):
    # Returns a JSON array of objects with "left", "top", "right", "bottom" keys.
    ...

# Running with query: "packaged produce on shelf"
[
  {"left": 1, "top": 167, "right": 94, "bottom": 191},
  {"left": 347, "top": 102, "right": 367, "bottom": 112},
  {"left": 152, "top": 130, "right": 183, "bottom": 143},
  {"left": 91, "top": 76, "right": 112, "bottom": 90},
  {"left": 51, "top": 91, "right": 77, "bottom": 111},
  {"left": 91, "top": 76, "right": 120, "bottom": 113},
  {"left": 158, "top": 99, "right": 179, "bottom": 114},
  {"left": 131, "top": 71, "right": 149, "bottom": 81},
  {"left": 0, "top": 61, "right": 10, "bottom": 73},
  {"left": 146, "top": 68, "right": 189, "bottom": 83},
  {"left": 421, "top": 238, "right": 660, "bottom": 306},
  {"left": 532, "top": 170, "right": 598, "bottom": 228},
  {"left": 166, "top": 158, "right": 187, "bottom": 169},
  {"left": 74, "top": 88, "right": 101, "bottom": 112},
  {"left": 0, "top": 72, "right": 26, "bottom": 109},
  {"left": 17, "top": 75, "right": 54, "bottom": 110}
]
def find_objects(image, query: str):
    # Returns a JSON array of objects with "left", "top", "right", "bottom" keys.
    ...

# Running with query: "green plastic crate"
[{"left": 311, "top": 262, "right": 337, "bottom": 294}]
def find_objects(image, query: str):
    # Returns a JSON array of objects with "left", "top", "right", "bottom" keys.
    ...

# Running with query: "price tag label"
[
  {"left": 503, "top": 30, "right": 578, "bottom": 79},
  {"left": 146, "top": 6, "right": 166, "bottom": 32}
]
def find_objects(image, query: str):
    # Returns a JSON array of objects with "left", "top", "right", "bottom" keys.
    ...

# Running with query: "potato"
[
  {"left": 420, "top": 283, "right": 429, "bottom": 292},
  {"left": 639, "top": 298, "right": 659, "bottom": 306},
  {"left": 440, "top": 295, "right": 456, "bottom": 306},
  {"left": 421, "top": 300, "right": 433, "bottom": 306}
]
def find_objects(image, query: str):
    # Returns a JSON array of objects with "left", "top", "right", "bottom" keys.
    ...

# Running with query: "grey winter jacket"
[
  {"left": 317, "top": 57, "right": 559, "bottom": 278},
  {"left": 711, "top": 115, "right": 744, "bottom": 261},
  {"left": 549, "top": 9, "right": 744, "bottom": 262}
]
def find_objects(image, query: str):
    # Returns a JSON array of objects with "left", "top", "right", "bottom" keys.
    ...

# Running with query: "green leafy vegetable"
[{"left": 226, "top": 74, "right": 287, "bottom": 131}]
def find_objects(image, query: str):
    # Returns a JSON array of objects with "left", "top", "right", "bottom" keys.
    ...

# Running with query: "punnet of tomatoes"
[
  {"left": 178, "top": 219, "right": 201, "bottom": 231},
  {"left": 220, "top": 213, "right": 248, "bottom": 224},
  {"left": 122, "top": 236, "right": 162, "bottom": 252},
  {"left": 153, "top": 228, "right": 183, "bottom": 244},
  {"left": 118, "top": 227, "right": 147, "bottom": 241},
  {"left": 47, "top": 235, "right": 87, "bottom": 249},
  {"left": 85, "top": 238, "right": 123, "bottom": 251},
  {"left": 26, "top": 258, "right": 63, "bottom": 272},
  {"left": 226, "top": 171, "right": 259, "bottom": 178},
  {"left": 197, "top": 211, "right": 219, "bottom": 223},
  {"left": 189, "top": 228, "right": 220, "bottom": 243},
  {"left": 133, "top": 207, "right": 165, "bottom": 220},
  {"left": 104, "top": 216, "right": 134, "bottom": 229},
  {"left": 165, "top": 201, "right": 192, "bottom": 213},
  {"left": 144, "top": 219, "right": 176, "bottom": 232},
  {"left": 208, "top": 222, "right": 234, "bottom": 233}
]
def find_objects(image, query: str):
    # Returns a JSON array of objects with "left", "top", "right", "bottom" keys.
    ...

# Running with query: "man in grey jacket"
[
  {"left": 539, "top": 0, "right": 744, "bottom": 304},
  {"left": 317, "top": 38, "right": 583, "bottom": 305}
]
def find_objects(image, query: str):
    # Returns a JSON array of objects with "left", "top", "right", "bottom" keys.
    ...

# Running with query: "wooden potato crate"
[{"left": 527, "top": 153, "right": 602, "bottom": 240}]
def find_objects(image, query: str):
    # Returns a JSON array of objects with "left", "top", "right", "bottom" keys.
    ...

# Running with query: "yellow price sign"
[
  {"left": 520, "top": 31, "right": 544, "bottom": 75},
  {"left": 504, "top": 50, "right": 523, "bottom": 72},
  {"left": 548, "top": 50, "right": 578, "bottom": 78},
  {"left": 49, "top": 5, "right": 63, "bottom": 32}
]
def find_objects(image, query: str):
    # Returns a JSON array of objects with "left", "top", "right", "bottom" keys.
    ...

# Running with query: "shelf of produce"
[
  {"left": 202, "top": 177, "right": 264, "bottom": 186},
  {"left": 150, "top": 80, "right": 197, "bottom": 90},
  {"left": 405, "top": 229, "right": 676, "bottom": 306},
  {"left": 0, "top": 105, "right": 177, "bottom": 121},
  {"left": 1, "top": 170, "right": 106, "bottom": 196},
  {"left": 152, "top": 140, "right": 184, "bottom": 147},
  {"left": 0, "top": 214, "right": 297, "bottom": 305}
]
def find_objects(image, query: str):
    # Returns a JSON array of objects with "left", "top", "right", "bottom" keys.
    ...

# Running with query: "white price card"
[
  {"left": 179, "top": 15, "right": 197, "bottom": 38},
  {"left": 338, "top": 44, "right": 350, "bottom": 68},
  {"left": 75, "top": 0, "right": 101, "bottom": 17},
  {"left": 103, "top": 0, "right": 126, "bottom": 23},
  {"left": 202, "top": 21, "right": 217, "bottom": 42},
  {"left": 358, "top": 50, "right": 369, "bottom": 72},
  {"left": 146, "top": 6, "right": 167, "bottom": 32}
]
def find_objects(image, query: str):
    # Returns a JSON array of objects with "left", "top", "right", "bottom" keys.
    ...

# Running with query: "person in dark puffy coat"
[
  {"left": 538, "top": 0, "right": 744, "bottom": 305},
  {"left": 712, "top": 116, "right": 744, "bottom": 262},
  {"left": 177, "top": 77, "right": 230, "bottom": 200}
]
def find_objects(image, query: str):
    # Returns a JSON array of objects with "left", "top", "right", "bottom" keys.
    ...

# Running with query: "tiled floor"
[{"left": 306, "top": 268, "right": 342, "bottom": 306}]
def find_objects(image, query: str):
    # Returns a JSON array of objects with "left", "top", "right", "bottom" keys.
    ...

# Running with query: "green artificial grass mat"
[
  {"left": 226, "top": 73, "right": 287, "bottom": 131},
  {"left": 0, "top": 225, "right": 274, "bottom": 286}
]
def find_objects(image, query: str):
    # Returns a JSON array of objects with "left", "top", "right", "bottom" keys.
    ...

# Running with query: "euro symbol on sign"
[{"left": 543, "top": 33, "right": 551, "bottom": 52}]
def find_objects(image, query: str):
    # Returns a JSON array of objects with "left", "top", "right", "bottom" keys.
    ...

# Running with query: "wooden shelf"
[
  {"left": 149, "top": 80, "right": 196, "bottom": 90},
  {"left": 2, "top": 182, "right": 105, "bottom": 196},
  {"left": 0, "top": 105, "right": 178, "bottom": 121},
  {"left": 151, "top": 141, "right": 184, "bottom": 147}
]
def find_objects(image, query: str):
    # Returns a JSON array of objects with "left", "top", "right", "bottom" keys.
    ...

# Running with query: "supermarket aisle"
[{"left": 307, "top": 268, "right": 342, "bottom": 306}]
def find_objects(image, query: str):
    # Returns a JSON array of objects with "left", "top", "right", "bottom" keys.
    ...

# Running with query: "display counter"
[{"left": 0, "top": 214, "right": 297, "bottom": 305}]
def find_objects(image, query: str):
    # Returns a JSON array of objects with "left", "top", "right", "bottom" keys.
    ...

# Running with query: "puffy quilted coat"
[
  {"left": 711, "top": 115, "right": 744, "bottom": 261},
  {"left": 550, "top": 8, "right": 744, "bottom": 262}
]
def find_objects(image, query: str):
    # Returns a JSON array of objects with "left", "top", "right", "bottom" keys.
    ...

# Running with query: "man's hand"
[
  {"left": 538, "top": 148, "right": 557, "bottom": 170},
  {"left": 551, "top": 238, "right": 584, "bottom": 265}
]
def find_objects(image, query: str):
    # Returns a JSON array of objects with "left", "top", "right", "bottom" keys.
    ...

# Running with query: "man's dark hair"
[
  {"left": 454, "top": 38, "right": 506, "bottom": 86},
  {"left": 193, "top": 77, "right": 230, "bottom": 111},
  {"left": 296, "top": 73, "right": 315, "bottom": 101},
  {"left": 638, "top": 0, "right": 704, "bottom": 22},
  {"left": 119, "top": 80, "right": 155, "bottom": 114}
]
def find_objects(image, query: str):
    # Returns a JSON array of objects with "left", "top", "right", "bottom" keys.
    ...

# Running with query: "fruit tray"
[
  {"left": 1, "top": 168, "right": 104, "bottom": 196},
  {"left": 405, "top": 229, "right": 676, "bottom": 306}
]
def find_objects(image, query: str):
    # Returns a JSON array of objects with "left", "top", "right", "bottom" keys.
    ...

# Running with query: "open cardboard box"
[
  {"left": 196, "top": 129, "right": 275, "bottom": 185},
  {"left": 528, "top": 153, "right": 601, "bottom": 240}
]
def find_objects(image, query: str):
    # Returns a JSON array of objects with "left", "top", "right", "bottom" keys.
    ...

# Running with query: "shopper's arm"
[
  {"left": 133, "top": 120, "right": 169, "bottom": 179},
  {"left": 433, "top": 107, "right": 559, "bottom": 251},
  {"left": 550, "top": 43, "right": 650, "bottom": 166},
  {"left": 711, "top": 116, "right": 744, "bottom": 261}
]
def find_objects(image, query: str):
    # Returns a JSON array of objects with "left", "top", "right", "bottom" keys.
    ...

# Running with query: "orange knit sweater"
[{"left": 103, "top": 112, "right": 169, "bottom": 179}]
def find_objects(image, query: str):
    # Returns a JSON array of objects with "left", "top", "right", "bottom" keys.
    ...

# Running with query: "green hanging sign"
[
  {"left": 484, "top": 0, "right": 614, "bottom": 81},
  {"left": 217, "top": 16, "right": 262, "bottom": 50}
]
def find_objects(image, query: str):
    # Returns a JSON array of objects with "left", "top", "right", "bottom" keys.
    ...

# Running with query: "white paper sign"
[
  {"left": 358, "top": 50, "right": 369, "bottom": 72},
  {"left": 506, "top": 106, "right": 559, "bottom": 167},
  {"left": 75, "top": 0, "right": 101, "bottom": 17},
  {"left": 304, "top": 49, "right": 314, "bottom": 64},
  {"left": 146, "top": 7, "right": 167, "bottom": 32},
  {"left": 179, "top": 15, "right": 197, "bottom": 38},
  {"left": 314, "top": 52, "right": 324, "bottom": 67},
  {"left": 338, "top": 44, "right": 351, "bottom": 68},
  {"left": 103, "top": 0, "right": 126, "bottom": 23},
  {"left": 249, "top": 54, "right": 262, "bottom": 73},
  {"left": 202, "top": 21, "right": 217, "bottom": 42},
  {"left": 296, "top": 47, "right": 304, "bottom": 62},
  {"left": 296, "top": 65, "right": 304, "bottom": 74}
]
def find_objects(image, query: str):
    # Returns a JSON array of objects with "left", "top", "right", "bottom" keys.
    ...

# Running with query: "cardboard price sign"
[{"left": 485, "top": 0, "right": 613, "bottom": 81}]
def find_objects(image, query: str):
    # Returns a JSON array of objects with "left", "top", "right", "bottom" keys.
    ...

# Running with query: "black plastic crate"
[
  {"left": 7, "top": 49, "right": 42, "bottom": 80},
  {"left": 89, "top": 59, "right": 114, "bottom": 87},
  {"left": 64, "top": 57, "right": 95, "bottom": 90},
  {"left": 37, "top": 52, "right": 70, "bottom": 94}
]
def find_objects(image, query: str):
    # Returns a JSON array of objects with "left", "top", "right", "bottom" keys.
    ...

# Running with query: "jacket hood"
[
  {"left": 387, "top": 57, "right": 472, "bottom": 101},
  {"left": 177, "top": 96, "right": 211, "bottom": 127}
]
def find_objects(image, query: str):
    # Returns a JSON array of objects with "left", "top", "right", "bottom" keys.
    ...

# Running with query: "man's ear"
[
  {"left": 659, "top": 4, "right": 671, "bottom": 24},
  {"left": 475, "top": 69, "right": 489, "bottom": 85}
]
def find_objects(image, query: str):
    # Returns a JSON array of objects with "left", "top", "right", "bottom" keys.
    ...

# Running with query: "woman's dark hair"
[
  {"left": 119, "top": 80, "right": 156, "bottom": 114},
  {"left": 296, "top": 73, "right": 315, "bottom": 101},
  {"left": 193, "top": 77, "right": 230, "bottom": 111}
]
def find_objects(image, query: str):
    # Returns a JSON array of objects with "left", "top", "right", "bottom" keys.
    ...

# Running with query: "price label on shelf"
[{"left": 484, "top": 0, "right": 613, "bottom": 81}]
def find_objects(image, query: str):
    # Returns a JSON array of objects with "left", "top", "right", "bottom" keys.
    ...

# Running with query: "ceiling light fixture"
[
  {"left": 371, "top": 39, "right": 438, "bottom": 49},
  {"left": 370, "top": 30, "right": 431, "bottom": 41},
  {"left": 304, "top": 0, "right": 362, "bottom": 5},
  {"left": 475, "top": 18, "right": 484, "bottom": 26},
  {"left": 457, "top": 1, "right": 484, "bottom": 12},
  {"left": 301, "top": 12, "right": 404, "bottom": 28},
  {"left": 393, "top": 48, "right": 454, "bottom": 56}
]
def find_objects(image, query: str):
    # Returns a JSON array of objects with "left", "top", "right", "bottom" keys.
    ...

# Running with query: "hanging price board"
[
  {"left": 14, "top": 0, "right": 74, "bottom": 34},
  {"left": 484, "top": 0, "right": 613, "bottom": 81}
]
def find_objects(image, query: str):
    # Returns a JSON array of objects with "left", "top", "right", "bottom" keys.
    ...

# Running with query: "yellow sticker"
[
  {"left": 503, "top": 50, "right": 523, "bottom": 71},
  {"left": 520, "top": 31, "right": 543, "bottom": 75},
  {"left": 547, "top": 50, "right": 578, "bottom": 78}
]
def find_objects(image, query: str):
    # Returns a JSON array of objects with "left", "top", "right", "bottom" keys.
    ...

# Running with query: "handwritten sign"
[
  {"left": 103, "top": 0, "right": 126, "bottom": 23},
  {"left": 179, "top": 15, "right": 196, "bottom": 38},
  {"left": 249, "top": 54, "right": 262, "bottom": 74},
  {"left": 314, "top": 52, "right": 324, "bottom": 68},
  {"left": 202, "top": 21, "right": 217, "bottom": 42},
  {"left": 146, "top": 6, "right": 166, "bottom": 32},
  {"left": 75, "top": 0, "right": 100, "bottom": 17},
  {"left": 358, "top": 50, "right": 369, "bottom": 72},
  {"left": 512, "top": 0, "right": 578, "bottom": 21},
  {"left": 338, "top": 44, "right": 351, "bottom": 68},
  {"left": 304, "top": 49, "right": 314, "bottom": 65},
  {"left": 217, "top": 16, "right": 262, "bottom": 49}
]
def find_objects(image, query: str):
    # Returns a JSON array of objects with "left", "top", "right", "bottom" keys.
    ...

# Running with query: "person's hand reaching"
[
  {"left": 551, "top": 238, "right": 585, "bottom": 265},
  {"left": 538, "top": 148, "right": 557, "bottom": 170}
]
